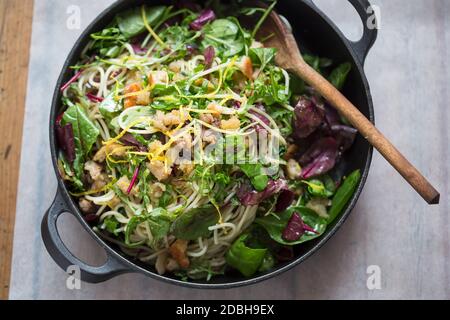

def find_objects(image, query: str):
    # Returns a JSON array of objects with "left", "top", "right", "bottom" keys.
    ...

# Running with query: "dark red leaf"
[
  {"left": 120, "top": 133, "right": 147, "bottom": 152},
  {"left": 282, "top": 212, "right": 305, "bottom": 242},
  {"left": 204, "top": 45, "right": 215, "bottom": 69},
  {"left": 299, "top": 137, "right": 339, "bottom": 179},
  {"left": 293, "top": 95, "right": 325, "bottom": 138},
  {"left": 189, "top": 9, "right": 216, "bottom": 30},
  {"left": 237, "top": 179, "right": 289, "bottom": 206},
  {"left": 55, "top": 120, "right": 76, "bottom": 163},
  {"left": 275, "top": 189, "right": 295, "bottom": 213}
]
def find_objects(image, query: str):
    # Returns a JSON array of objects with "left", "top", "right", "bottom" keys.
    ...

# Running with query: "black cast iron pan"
[{"left": 42, "top": 0, "right": 377, "bottom": 288}]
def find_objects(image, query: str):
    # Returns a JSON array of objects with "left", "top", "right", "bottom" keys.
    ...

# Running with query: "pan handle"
[
  {"left": 347, "top": 0, "right": 378, "bottom": 65},
  {"left": 41, "top": 189, "right": 129, "bottom": 283},
  {"left": 304, "top": 0, "right": 378, "bottom": 66}
]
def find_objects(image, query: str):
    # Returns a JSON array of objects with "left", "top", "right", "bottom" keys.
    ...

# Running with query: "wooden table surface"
[
  {"left": 0, "top": 0, "right": 34, "bottom": 300},
  {"left": 3, "top": 0, "right": 450, "bottom": 300}
]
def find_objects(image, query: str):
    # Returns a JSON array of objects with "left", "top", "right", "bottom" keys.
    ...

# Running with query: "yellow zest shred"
[{"left": 141, "top": 5, "right": 166, "bottom": 48}]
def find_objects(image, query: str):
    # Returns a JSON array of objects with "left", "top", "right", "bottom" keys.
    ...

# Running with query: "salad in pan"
[{"left": 56, "top": 1, "right": 361, "bottom": 281}]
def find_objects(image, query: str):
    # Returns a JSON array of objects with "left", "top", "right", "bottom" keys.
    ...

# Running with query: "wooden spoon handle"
[{"left": 294, "top": 61, "right": 440, "bottom": 205}]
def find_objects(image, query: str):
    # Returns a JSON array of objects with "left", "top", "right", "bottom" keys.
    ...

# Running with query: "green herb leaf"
[
  {"left": 225, "top": 234, "right": 267, "bottom": 277},
  {"left": 249, "top": 47, "right": 276, "bottom": 72},
  {"left": 117, "top": 6, "right": 166, "bottom": 39},
  {"left": 329, "top": 62, "right": 352, "bottom": 90},
  {"left": 255, "top": 206, "right": 327, "bottom": 245},
  {"left": 171, "top": 205, "right": 220, "bottom": 240},
  {"left": 327, "top": 169, "right": 361, "bottom": 223}
]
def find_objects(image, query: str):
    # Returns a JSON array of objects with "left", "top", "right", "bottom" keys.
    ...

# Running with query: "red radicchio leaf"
[
  {"left": 55, "top": 115, "right": 76, "bottom": 163},
  {"left": 299, "top": 137, "right": 339, "bottom": 179},
  {"left": 86, "top": 93, "right": 104, "bottom": 103},
  {"left": 331, "top": 124, "right": 357, "bottom": 152},
  {"left": 61, "top": 70, "right": 82, "bottom": 92},
  {"left": 275, "top": 189, "right": 295, "bottom": 213},
  {"left": 293, "top": 95, "right": 325, "bottom": 138},
  {"left": 189, "top": 9, "right": 216, "bottom": 30},
  {"left": 204, "top": 45, "right": 215, "bottom": 69},
  {"left": 250, "top": 103, "right": 271, "bottom": 133},
  {"left": 120, "top": 133, "right": 147, "bottom": 152},
  {"left": 131, "top": 43, "right": 148, "bottom": 55},
  {"left": 282, "top": 212, "right": 319, "bottom": 242},
  {"left": 237, "top": 179, "right": 289, "bottom": 206},
  {"left": 282, "top": 212, "right": 305, "bottom": 242},
  {"left": 127, "top": 166, "right": 140, "bottom": 194}
]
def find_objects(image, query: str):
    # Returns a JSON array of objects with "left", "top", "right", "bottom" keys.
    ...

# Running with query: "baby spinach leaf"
[
  {"left": 202, "top": 19, "right": 245, "bottom": 57},
  {"left": 171, "top": 205, "right": 220, "bottom": 240},
  {"left": 327, "top": 169, "right": 361, "bottom": 223},
  {"left": 117, "top": 6, "right": 166, "bottom": 39},
  {"left": 329, "top": 62, "right": 352, "bottom": 90},
  {"left": 225, "top": 234, "right": 267, "bottom": 277},
  {"left": 255, "top": 206, "right": 327, "bottom": 246}
]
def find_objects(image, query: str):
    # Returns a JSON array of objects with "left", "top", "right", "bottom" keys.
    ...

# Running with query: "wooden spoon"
[{"left": 260, "top": 9, "right": 440, "bottom": 204}]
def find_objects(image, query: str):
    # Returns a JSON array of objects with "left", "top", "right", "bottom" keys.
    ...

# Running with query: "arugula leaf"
[
  {"left": 171, "top": 205, "right": 220, "bottom": 240},
  {"left": 225, "top": 234, "right": 267, "bottom": 277},
  {"left": 90, "top": 27, "right": 126, "bottom": 58},
  {"left": 255, "top": 206, "right": 327, "bottom": 245},
  {"left": 104, "top": 216, "right": 120, "bottom": 235},
  {"left": 303, "top": 54, "right": 333, "bottom": 73},
  {"left": 116, "top": 6, "right": 166, "bottom": 39},
  {"left": 329, "top": 62, "right": 352, "bottom": 90},
  {"left": 249, "top": 47, "right": 276, "bottom": 72},
  {"left": 125, "top": 208, "right": 173, "bottom": 247}
]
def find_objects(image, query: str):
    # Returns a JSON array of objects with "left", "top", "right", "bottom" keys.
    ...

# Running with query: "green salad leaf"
[
  {"left": 329, "top": 62, "right": 352, "bottom": 90},
  {"left": 255, "top": 206, "right": 328, "bottom": 246},
  {"left": 225, "top": 234, "right": 267, "bottom": 277},
  {"left": 171, "top": 205, "right": 220, "bottom": 240},
  {"left": 327, "top": 169, "right": 361, "bottom": 223},
  {"left": 202, "top": 19, "right": 245, "bottom": 57},
  {"left": 116, "top": 6, "right": 166, "bottom": 39}
]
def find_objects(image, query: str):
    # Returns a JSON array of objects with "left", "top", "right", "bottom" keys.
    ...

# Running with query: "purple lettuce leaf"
[
  {"left": 204, "top": 45, "right": 215, "bottom": 69},
  {"left": 55, "top": 115, "right": 76, "bottom": 163},
  {"left": 189, "top": 9, "right": 216, "bottom": 30},
  {"left": 119, "top": 133, "right": 147, "bottom": 152},
  {"left": 249, "top": 104, "right": 270, "bottom": 133},
  {"left": 282, "top": 212, "right": 305, "bottom": 242},
  {"left": 237, "top": 179, "right": 289, "bottom": 206},
  {"left": 293, "top": 95, "right": 325, "bottom": 138},
  {"left": 299, "top": 137, "right": 339, "bottom": 179},
  {"left": 275, "top": 189, "right": 295, "bottom": 213},
  {"left": 331, "top": 124, "right": 357, "bottom": 152}
]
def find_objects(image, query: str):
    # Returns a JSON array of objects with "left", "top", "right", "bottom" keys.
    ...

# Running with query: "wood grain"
[{"left": 0, "top": 0, "right": 34, "bottom": 300}]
